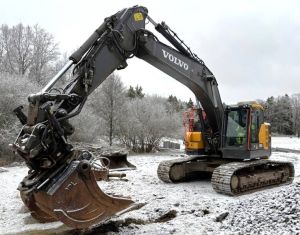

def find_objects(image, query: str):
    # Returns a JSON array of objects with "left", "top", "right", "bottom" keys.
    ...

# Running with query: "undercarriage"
[{"left": 157, "top": 156, "right": 294, "bottom": 195}]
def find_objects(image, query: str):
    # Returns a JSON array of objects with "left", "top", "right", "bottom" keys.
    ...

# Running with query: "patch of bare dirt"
[{"left": 67, "top": 210, "right": 178, "bottom": 235}]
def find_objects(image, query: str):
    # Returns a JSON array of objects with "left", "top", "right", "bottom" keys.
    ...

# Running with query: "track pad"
[{"left": 28, "top": 160, "right": 134, "bottom": 229}]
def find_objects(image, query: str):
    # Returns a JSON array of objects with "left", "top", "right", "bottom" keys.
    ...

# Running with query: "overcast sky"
[{"left": 1, "top": 0, "right": 299, "bottom": 104}]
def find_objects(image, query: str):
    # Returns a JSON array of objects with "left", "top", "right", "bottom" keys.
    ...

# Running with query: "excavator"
[
  {"left": 173, "top": 101, "right": 295, "bottom": 196},
  {"left": 11, "top": 5, "right": 294, "bottom": 229}
]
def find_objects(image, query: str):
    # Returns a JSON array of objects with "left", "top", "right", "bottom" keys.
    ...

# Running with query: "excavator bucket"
[
  {"left": 76, "top": 144, "right": 136, "bottom": 171},
  {"left": 20, "top": 160, "right": 135, "bottom": 229},
  {"left": 103, "top": 154, "right": 136, "bottom": 170},
  {"left": 100, "top": 150, "right": 136, "bottom": 170}
]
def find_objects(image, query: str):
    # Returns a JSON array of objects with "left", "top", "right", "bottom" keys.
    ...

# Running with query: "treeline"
[
  {"left": 0, "top": 73, "right": 187, "bottom": 160},
  {"left": 263, "top": 94, "right": 300, "bottom": 137},
  {"left": 71, "top": 74, "right": 188, "bottom": 152}
]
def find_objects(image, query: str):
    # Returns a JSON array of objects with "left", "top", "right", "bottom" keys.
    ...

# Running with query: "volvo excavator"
[{"left": 11, "top": 5, "right": 294, "bottom": 229}]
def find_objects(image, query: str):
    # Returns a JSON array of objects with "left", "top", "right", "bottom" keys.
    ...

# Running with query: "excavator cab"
[{"left": 222, "top": 102, "right": 271, "bottom": 159}]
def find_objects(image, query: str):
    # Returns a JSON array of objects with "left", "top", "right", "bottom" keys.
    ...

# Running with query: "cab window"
[{"left": 225, "top": 109, "right": 248, "bottom": 146}]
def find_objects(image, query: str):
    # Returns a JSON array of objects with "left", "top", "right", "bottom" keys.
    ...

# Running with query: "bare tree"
[
  {"left": 1, "top": 24, "right": 34, "bottom": 74},
  {"left": 0, "top": 30, "right": 5, "bottom": 70},
  {"left": 12, "top": 24, "right": 33, "bottom": 75},
  {"left": 119, "top": 96, "right": 182, "bottom": 152},
  {"left": 0, "top": 23, "right": 59, "bottom": 82},
  {"left": 90, "top": 73, "right": 126, "bottom": 146},
  {"left": 1, "top": 24, "right": 17, "bottom": 74},
  {"left": 29, "top": 25, "right": 59, "bottom": 83}
]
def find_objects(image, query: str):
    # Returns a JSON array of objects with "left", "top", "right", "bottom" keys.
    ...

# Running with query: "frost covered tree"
[
  {"left": 0, "top": 24, "right": 33, "bottom": 75},
  {"left": 119, "top": 96, "right": 182, "bottom": 152},
  {"left": 0, "top": 23, "right": 59, "bottom": 83},
  {"left": 90, "top": 73, "right": 126, "bottom": 146},
  {"left": 264, "top": 94, "right": 295, "bottom": 135},
  {"left": 0, "top": 73, "right": 41, "bottom": 160},
  {"left": 166, "top": 95, "right": 184, "bottom": 113},
  {"left": 28, "top": 25, "right": 59, "bottom": 83},
  {"left": 291, "top": 94, "right": 300, "bottom": 137}
]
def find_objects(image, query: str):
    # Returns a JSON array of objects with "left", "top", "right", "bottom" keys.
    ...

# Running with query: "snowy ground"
[
  {"left": 272, "top": 136, "right": 300, "bottom": 150},
  {"left": 0, "top": 136, "right": 299, "bottom": 235}
]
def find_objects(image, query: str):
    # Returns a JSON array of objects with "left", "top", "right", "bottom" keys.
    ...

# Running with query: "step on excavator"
[{"left": 11, "top": 5, "right": 294, "bottom": 229}]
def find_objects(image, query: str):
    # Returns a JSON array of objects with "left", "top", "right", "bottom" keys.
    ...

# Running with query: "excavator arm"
[
  {"left": 12, "top": 5, "right": 224, "bottom": 229},
  {"left": 136, "top": 30, "right": 223, "bottom": 137}
]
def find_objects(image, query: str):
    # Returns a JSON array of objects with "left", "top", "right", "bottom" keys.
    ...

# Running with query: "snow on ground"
[
  {"left": 272, "top": 136, "right": 300, "bottom": 150},
  {"left": 0, "top": 137, "right": 299, "bottom": 234}
]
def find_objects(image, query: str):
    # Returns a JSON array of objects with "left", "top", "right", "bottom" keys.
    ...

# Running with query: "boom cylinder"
[
  {"left": 155, "top": 23, "right": 191, "bottom": 58},
  {"left": 69, "top": 21, "right": 108, "bottom": 63}
]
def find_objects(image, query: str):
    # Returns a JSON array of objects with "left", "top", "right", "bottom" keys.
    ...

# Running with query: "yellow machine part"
[
  {"left": 259, "top": 123, "right": 270, "bottom": 150},
  {"left": 237, "top": 101, "right": 264, "bottom": 110},
  {"left": 185, "top": 132, "right": 205, "bottom": 150}
]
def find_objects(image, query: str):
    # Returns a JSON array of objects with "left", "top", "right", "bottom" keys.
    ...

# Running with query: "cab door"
[
  {"left": 223, "top": 107, "right": 249, "bottom": 147},
  {"left": 249, "top": 108, "right": 265, "bottom": 150}
]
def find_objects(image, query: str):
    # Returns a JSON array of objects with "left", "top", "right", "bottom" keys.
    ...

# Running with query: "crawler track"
[
  {"left": 157, "top": 157, "right": 295, "bottom": 195},
  {"left": 211, "top": 160, "right": 294, "bottom": 195},
  {"left": 157, "top": 156, "right": 202, "bottom": 183}
]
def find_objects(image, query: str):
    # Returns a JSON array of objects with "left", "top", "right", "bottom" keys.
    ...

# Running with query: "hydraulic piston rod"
[{"left": 42, "top": 60, "right": 74, "bottom": 93}]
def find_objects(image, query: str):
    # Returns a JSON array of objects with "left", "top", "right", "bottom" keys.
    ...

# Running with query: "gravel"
[{"left": 220, "top": 182, "right": 300, "bottom": 234}]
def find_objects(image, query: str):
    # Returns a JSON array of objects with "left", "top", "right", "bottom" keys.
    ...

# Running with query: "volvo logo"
[{"left": 162, "top": 49, "right": 189, "bottom": 71}]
